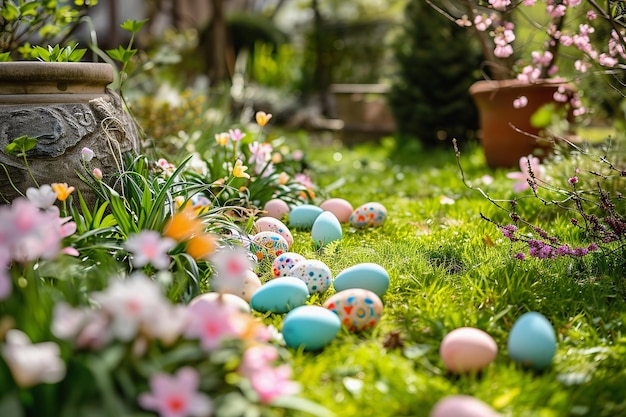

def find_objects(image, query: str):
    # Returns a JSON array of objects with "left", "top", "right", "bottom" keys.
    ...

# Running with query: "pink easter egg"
[
  {"left": 263, "top": 199, "right": 290, "bottom": 219},
  {"left": 320, "top": 198, "right": 354, "bottom": 223},
  {"left": 255, "top": 217, "right": 293, "bottom": 248},
  {"left": 439, "top": 327, "right": 498, "bottom": 373},
  {"left": 430, "top": 395, "right": 500, "bottom": 417}
]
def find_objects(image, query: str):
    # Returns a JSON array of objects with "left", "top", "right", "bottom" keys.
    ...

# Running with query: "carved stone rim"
[{"left": 0, "top": 62, "right": 113, "bottom": 84}]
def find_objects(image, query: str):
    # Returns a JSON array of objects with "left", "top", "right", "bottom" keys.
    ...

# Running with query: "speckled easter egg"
[
  {"left": 288, "top": 204, "right": 323, "bottom": 229},
  {"left": 323, "top": 288, "right": 383, "bottom": 332},
  {"left": 272, "top": 252, "right": 307, "bottom": 278},
  {"left": 430, "top": 395, "right": 501, "bottom": 417},
  {"left": 263, "top": 199, "right": 290, "bottom": 219},
  {"left": 255, "top": 217, "right": 293, "bottom": 248},
  {"left": 289, "top": 259, "right": 333, "bottom": 294},
  {"left": 189, "top": 292, "right": 250, "bottom": 313},
  {"left": 333, "top": 263, "right": 389, "bottom": 297},
  {"left": 282, "top": 305, "right": 341, "bottom": 351},
  {"left": 320, "top": 198, "right": 353, "bottom": 223},
  {"left": 508, "top": 312, "right": 556, "bottom": 370},
  {"left": 439, "top": 327, "right": 498, "bottom": 373},
  {"left": 311, "top": 211, "right": 342, "bottom": 248},
  {"left": 250, "top": 277, "right": 309, "bottom": 314},
  {"left": 250, "top": 231, "right": 289, "bottom": 262},
  {"left": 349, "top": 202, "right": 387, "bottom": 228}
]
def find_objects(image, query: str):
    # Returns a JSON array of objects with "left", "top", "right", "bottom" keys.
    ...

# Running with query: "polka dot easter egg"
[
  {"left": 323, "top": 289, "right": 383, "bottom": 332},
  {"left": 272, "top": 252, "right": 306, "bottom": 278},
  {"left": 254, "top": 217, "right": 293, "bottom": 248},
  {"left": 289, "top": 259, "right": 332, "bottom": 294},
  {"left": 349, "top": 202, "right": 387, "bottom": 228},
  {"left": 250, "top": 231, "right": 289, "bottom": 262}
]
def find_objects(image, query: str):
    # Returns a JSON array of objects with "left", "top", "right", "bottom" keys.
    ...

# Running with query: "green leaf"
[
  {"left": 33, "top": 45, "right": 51, "bottom": 61},
  {"left": 1, "top": 2, "right": 20, "bottom": 20},
  {"left": 20, "top": 2, "right": 40, "bottom": 17},
  {"left": 120, "top": 18, "right": 148, "bottom": 33},
  {"left": 68, "top": 47, "right": 86, "bottom": 62},
  {"left": 530, "top": 103, "right": 556, "bottom": 129},
  {"left": 4, "top": 135, "right": 38, "bottom": 156},
  {"left": 105, "top": 45, "right": 136, "bottom": 63},
  {"left": 0, "top": 52, "right": 11, "bottom": 62}
]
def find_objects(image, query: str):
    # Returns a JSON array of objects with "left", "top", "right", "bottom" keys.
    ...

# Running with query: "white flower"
[
  {"left": 81, "top": 147, "right": 95, "bottom": 162},
  {"left": 1, "top": 329, "right": 66, "bottom": 388},
  {"left": 26, "top": 185, "right": 58, "bottom": 209}
]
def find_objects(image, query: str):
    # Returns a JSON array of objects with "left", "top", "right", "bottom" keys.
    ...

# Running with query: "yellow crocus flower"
[
  {"left": 255, "top": 111, "right": 272, "bottom": 127},
  {"left": 51, "top": 183, "right": 75, "bottom": 201},
  {"left": 233, "top": 159, "right": 250, "bottom": 179},
  {"left": 215, "top": 132, "right": 229, "bottom": 146}
]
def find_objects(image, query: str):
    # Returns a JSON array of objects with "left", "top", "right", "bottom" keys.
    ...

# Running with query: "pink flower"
[
  {"left": 513, "top": 96, "right": 528, "bottom": 108},
  {"left": 138, "top": 367, "right": 212, "bottom": 417},
  {"left": 239, "top": 345, "right": 300, "bottom": 403},
  {"left": 489, "top": 0, "right": 511, "bottom": 11},
  {"left": 125, "top": 231, "right": 176, "bottom": 270},
  {"left": 1, "top": 329, "right": 66, "bottom": 388},
  {"left": 92, "top": 168, "right": 103, "bottom": 180},
  {"left": 184, "top": 298, "right": 243, "bottom": 351},
  {"left": 209, "top": 246, "right": 254, "bottom": 294},
  {"left": 506, "top": 155, "right": 544, "bottom": 192},
  {"left": 248, "top": 142, "right": 273, "bottom": 169},
  {"left": 228, "top": 128, "right": 246, "bottom": 142}
]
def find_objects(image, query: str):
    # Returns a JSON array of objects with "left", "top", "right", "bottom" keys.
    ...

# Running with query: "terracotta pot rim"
[
  {"left": 469, "top": 78, "right": 572, "bottom": 95},
  {"left": 0, "top": 61, "right": 113, "bottom": 84}
]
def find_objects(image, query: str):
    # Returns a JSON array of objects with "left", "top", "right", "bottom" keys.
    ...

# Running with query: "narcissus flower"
[
  {"left": 51, "top": 183, "right": 75, "bottom": 201},
  {"left": 255, "top": 111, "right": 272, "bottom": 127},
  {"left": 233, "top": 159, "right": 250, "bottom": 179}
]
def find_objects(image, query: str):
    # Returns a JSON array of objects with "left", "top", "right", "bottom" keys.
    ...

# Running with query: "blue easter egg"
[
  {"left": 507, "top": 311, "right": 556, "bottom": 370},
  {"left": 250, "top": 277, "right": 309, "bottom": 314},
  {"left": 288, "top": 204, "right": 323, "bottom": 229},
  {"left": 282, "top": 305, "right": 341, "bottom": 351},
  {"left": 333, "top": 263, "right": 390, "bottom": 297},
  {"left": 311, "top": 211, "right": 343, "bottom": 248}
]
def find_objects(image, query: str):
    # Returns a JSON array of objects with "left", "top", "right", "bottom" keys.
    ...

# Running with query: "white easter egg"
[
  {"left": 289, "top": 259, "right": 333, "bottom": 294},
  {"left": 272, "top": 252, "right": 307, "bottom": 278}
]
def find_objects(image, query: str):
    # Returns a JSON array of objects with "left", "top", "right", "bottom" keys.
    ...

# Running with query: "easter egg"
[
  {"left": 323, "top": 288, "right": 383, "bottom": 332},
  {"left": 320, "top": 198, "right": 353, "bottom": 223},
  {"left": 439, "top": 327, "right": 498, "bottom": 373},
  {"left": 189, "top": 292, "right": 250, "bottom": 313},
  {"left": 221, "top": 269, "right": 261, "bottom": 303},
  {"left": 349, "top": 202, "right": 387, "bottom": 228},
  {"left": 255, "top": 217, "right": 293, "bottom": 248},
  {"left": 250, "top": 231, "right": 289, "bottom": 262},
  {"left": 288, "top": 204, "right": 323, "bottom": 229},
  {"left": 289, "top": 259, "right": 333, "bottom": 294},
  {"left": 263, "top": 199, "right": 290, "bottom": 219},
  {"left": 250, "top": 277, "right": 309, "bottom": 314},
  {"left": 311, "top": 211, "right": 342, "bottom": 248},
  {"left": 272, "top": 252, "right": 306, "bottom": 278},
  {"left": 333, "top": 263, "right": 389, "bottom": 297},
  {"left": 430, "top": 395, "right": 501, "bottom": 417},
  {"left": 282, "top": 305, "right": 341, "bottom": 351},
  {"left": 507, "top": 311, "right": 556, "bottom": 370}
]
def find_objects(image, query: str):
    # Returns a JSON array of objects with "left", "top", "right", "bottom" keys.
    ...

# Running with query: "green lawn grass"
[{"left": 266, "top": 136, "right": 626, "bottom": 417}]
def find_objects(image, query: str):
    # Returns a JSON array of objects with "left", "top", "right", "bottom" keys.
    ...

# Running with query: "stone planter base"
[{"left": 0, "top": 62, "right": 140, "bottom": 205}]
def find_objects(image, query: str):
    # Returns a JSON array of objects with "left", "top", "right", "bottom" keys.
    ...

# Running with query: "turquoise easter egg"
[
  {"left": 323, "top": 288, "right": 383, "bottom": 332},
  {"left": 507, "top": 311, "right": 556, "bottom": 370},
  {"left": 250, "top": 277, "right": 309, "bottom": 314},
  {"left": 282, "top": 305, "right": 341, "bottom": 351},
  {"left": 289, "top": 259, "right": 333, "bottom": 294},
  {"left": 349, "top": 202, "right": 387, "bottom": 228},
  {"left": 333, "top": 263, "right": 389, "bottom": 296},
  {"left": 272, "top": 252, "right": 307, "bottom": 278},
  {"left": 288, "top": 204, "right": 323, "bottom": 229},
  {"left": 311, "top": 211, "right": 342, "bottom": 247},
  {"left": 250, "top": 231, "right": 289, "bottom": 262},
  {"left": 255, "top": 217, "right": 293, "bottom": 248}
]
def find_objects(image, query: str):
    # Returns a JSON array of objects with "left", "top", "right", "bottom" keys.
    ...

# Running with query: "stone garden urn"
[{"left": 0, "top": 62, "right": 140, "bottom": 205}]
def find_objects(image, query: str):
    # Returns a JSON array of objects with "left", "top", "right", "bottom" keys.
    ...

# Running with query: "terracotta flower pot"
[
  {"left": 0, "top": 62, "right": 140, "bottom": 204},
  {"left": 469, "top": 79, "right": 572, "bottom": 169}
]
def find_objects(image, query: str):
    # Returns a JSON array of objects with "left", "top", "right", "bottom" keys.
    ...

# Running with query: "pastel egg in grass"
[
  {"left": 188, "top": 292, "right": 250, "bottom": 313},
  {"left": 320, "top": 198, "right": 353, "bottom": 223},
  {"left": 282, "top": 305, "right": 341, "bottom": 351},
  {"left": 288, "top": 259, "right": 333, "bottom": 294},
  {"left": 254, "top": 217, "right": 293, "bottom": 248},
  {"left": 349, "top": 202, "right": 387, "bottom": 228},
  {"left": 288, "top": 204, "right": 323, "bottom": 229},
  {"left": 333, "top": 262, "right": 389, "bottom": 297},
  {"left": 430, "top": 395, "right": 501, "bottom": 417},
  {"left": 263, "top": 198, "right": 290, "bottom": 219},
  {"left": 250, "top": 231, "right": 289, "bottom": 262},
  {"left": 311, "top": 211, "right": 342, "bottom": 248},
  {"left": 507, "top": 311, "right": 557, "bottom": 370},
  {"left": 250, "top": 277, "right": 309, "bottom": 314},
  {"left": 323, "top": 288, "right": 383, "bottom": 332},
  {"left": 272, "top": 252, "right": 306, "bottom": 278},
  {"left": 439, "top": 327, "right": 498, "bottom": 373}
]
